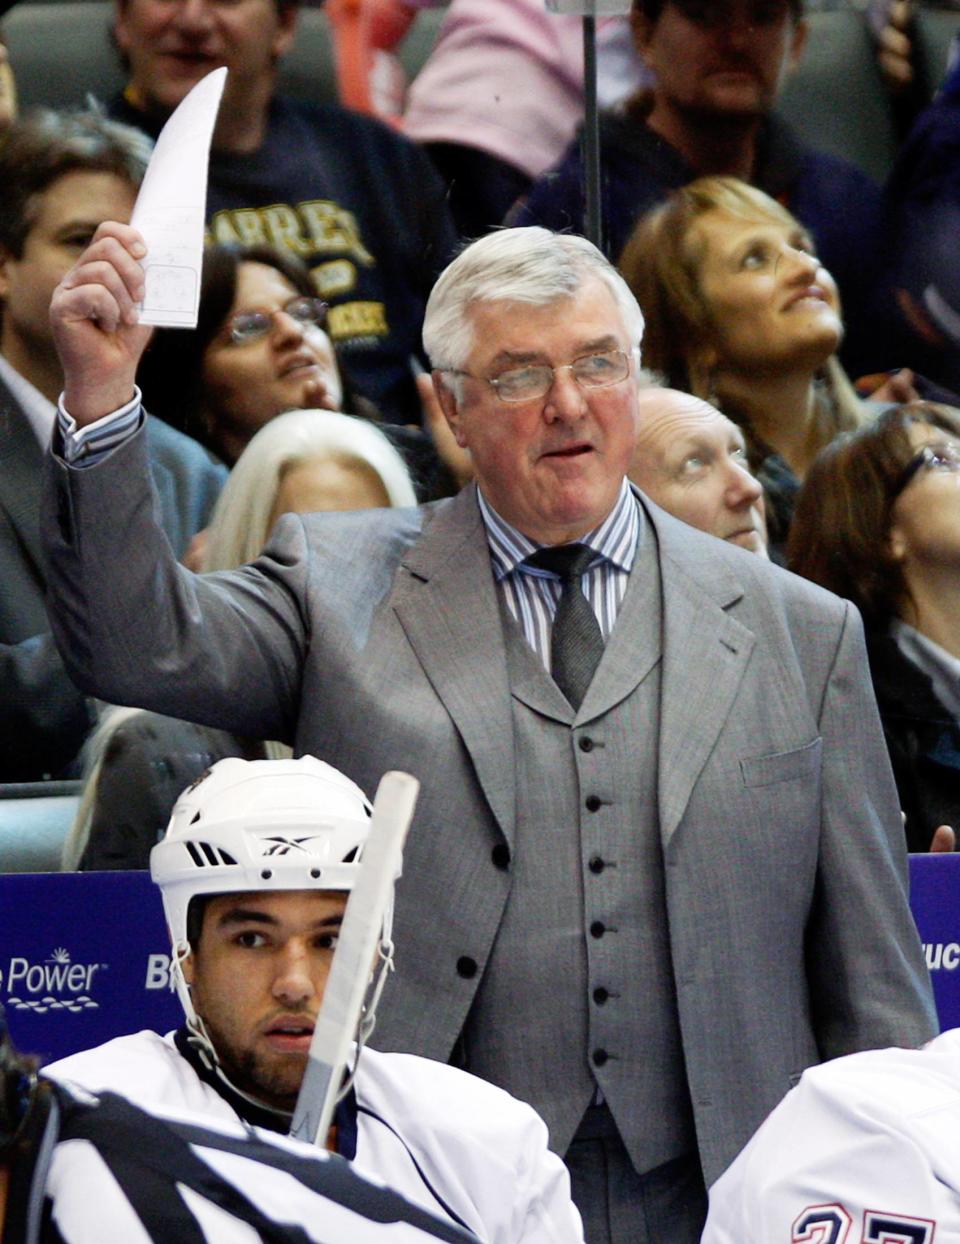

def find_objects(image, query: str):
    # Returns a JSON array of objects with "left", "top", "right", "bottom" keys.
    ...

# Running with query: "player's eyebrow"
[
  {"left": 215, "top": 908, "right": 344, "bottom": 930},
  {"left": 215, "top": 908, "right": 280, "bottom": 928}
]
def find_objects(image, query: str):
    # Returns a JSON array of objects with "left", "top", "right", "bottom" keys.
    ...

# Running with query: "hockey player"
[
  {"left": 45, "top": 757, "right": 583, "bottom": 1244},
  {"left": 701, "top": 1030, "right": 960, "bottom": 1243},
  {"left": 1, "top": 1004, "right": 478, "bottom": 1243}
]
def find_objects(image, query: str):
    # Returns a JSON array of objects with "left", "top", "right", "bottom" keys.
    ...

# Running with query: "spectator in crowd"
[
  {"left": 106, "top": 0, "right": 457, "bottom": 424},
  {"left": 0, "top": 27, "right": 16, "bottom": 134},
  {"left": 47, "top": 756, "right": 585, "bottom": 1242},
  {"left": 137, "top": 243, "right": 452, "bottom": 497},
  {"left": 0, "top": 108, "right": 224, "bottom": 783},
  {"left": 868, "top": 0, "right": 960, "bottom": 115},
  {"left": 41, "top": 220, "right": 939, "bottom": 1243},
  {"left": 366, "top": 0, "right": 643, "bottom": 238},
  {"left": 788, "top": 402, "right": 960, "bottom": 853},
  {"left": 514, "top": 0, "right": 883, "bottom": 375},
  {"left": 619, "top": 176, "right": 876, "bottom": 556},
  {"left": 872, "top": 50, "right": 960, "bottom": 397},
  {"left": 701, "top": 1027, "right": 960, "bottom": 1244},
  {"left": 629, "top": 386, "right": 767, "bottom": 556},
  {"left": 61, "top": 408, "right": 418, "bottom": 872}
]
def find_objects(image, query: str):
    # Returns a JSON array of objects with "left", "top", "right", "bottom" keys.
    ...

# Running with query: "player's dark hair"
[{"left": 186, "top": 896, "right": 211, "bottom": 952}]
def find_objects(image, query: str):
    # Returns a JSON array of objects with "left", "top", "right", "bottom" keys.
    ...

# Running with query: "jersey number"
[
  {"left": 792, "top": 1207, "right": 935, "bottom": 1244},
  {"left": 862, "top": 1214, "right": 935, "bottom": 1244},
  {"left": 793, "top": 1205, "right": 852, "bottom": 1243}
]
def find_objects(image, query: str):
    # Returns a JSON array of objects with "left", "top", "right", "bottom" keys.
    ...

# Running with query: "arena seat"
[
  {"left": 0, "top": 782, "right": 81, "bottom": 874},
  {"left": 777, "top": 7, "right": 902, "bottom": 184}
]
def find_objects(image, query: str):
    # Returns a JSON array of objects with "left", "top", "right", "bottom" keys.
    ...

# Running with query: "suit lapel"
[
  {"left": 649, "top": 505, "right": 756, "bottom": 845},
  {"left": 393, "top": 488, "right": 518, "bottom": 848},
  {"left": 0, "top": 375, "right": 46, "bottom": 585}
]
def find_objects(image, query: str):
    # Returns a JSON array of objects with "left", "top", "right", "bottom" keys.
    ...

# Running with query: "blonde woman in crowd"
[{"left": 619, "top": 175, "right": 874, "bottom": 553}]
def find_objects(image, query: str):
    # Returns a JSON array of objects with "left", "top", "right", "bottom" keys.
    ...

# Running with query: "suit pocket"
[{"left": 739, "top": 737, "right": 822, "bottom": 788}]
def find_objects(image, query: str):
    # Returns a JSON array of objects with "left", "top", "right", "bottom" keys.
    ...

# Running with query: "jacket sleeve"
[
  {"left": 805, "top": 600, "right": 938, "bottom": 1056},
  {"left": 41, "top": 424, "right": 307, "bottom": 746}
]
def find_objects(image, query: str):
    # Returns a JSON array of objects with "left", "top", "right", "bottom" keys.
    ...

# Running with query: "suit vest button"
[
  {"left": 592, "top": 1048, "right": 609, "bottom": 1067},
  {"left": 585, "top": 795, "right": 602, "bottom": 812},
  {"left": 593, "top": 987, "right": 609, "bottom": 1005},
  {"left": 589, "top": 855, "right": 605, "bottom": 874},
  {"left": 456, "top": 956, "right": 478, "bottom": 978},
  {"left": 491, "top": 843, "right": 510, "bottom": 870},
  {"left": 579, "top": 737, "right": 594, "bottom": 752},
  {"left": 589, "top": 921, "right": 605, "bottom": 938}
]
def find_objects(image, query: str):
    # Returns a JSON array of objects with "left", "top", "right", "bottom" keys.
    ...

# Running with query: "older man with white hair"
[{"left": 40, "top": 222, "right": 935, "bottom": 1244}]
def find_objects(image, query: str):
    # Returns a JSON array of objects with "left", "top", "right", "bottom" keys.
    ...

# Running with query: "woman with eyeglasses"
[
  {"left": 136, "top": 243, "right": 457, "bottom": 500},
  {"left": 788, "top": 402, "right": 960, "bottom": 852},
  {"left": 136, "top": 243, "right": 355, "bottom": 466}
]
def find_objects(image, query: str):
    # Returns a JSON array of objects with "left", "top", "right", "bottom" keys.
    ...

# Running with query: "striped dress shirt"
[
  {"left": 56, "top": 390, "right": 143, "bottom": 464},
  {"left": 478, "top": 480, "right": 641, "bottom": 673}
]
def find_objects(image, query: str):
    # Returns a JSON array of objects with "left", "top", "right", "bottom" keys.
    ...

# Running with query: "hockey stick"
[{"left": 290, "top": 770, "right": 419, "bottom": 1147}]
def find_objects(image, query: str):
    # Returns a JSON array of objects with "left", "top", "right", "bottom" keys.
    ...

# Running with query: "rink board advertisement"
[
  {"left": 0, "top": 870, "right": 180, "bottom": 1063},
  {"left": 909, "top": 852, "right": 960, "bottom": 1031},
  {"left": 1, "top": 858, "right": 959, "bottom": 1066}
]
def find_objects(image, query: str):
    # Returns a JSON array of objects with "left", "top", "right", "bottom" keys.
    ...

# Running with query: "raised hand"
[{"left": 50, "top": 221, "right": 154, "bottom": 425}]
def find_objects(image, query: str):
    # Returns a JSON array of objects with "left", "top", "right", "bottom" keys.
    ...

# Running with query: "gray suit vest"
[{"left": 461, "top": 517, "right": 696, "bottom": 1171}]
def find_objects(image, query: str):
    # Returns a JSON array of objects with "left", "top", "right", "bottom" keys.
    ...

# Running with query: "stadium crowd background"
[{"left": 2, "top": 0, "right": 960, "bottom": 1235}]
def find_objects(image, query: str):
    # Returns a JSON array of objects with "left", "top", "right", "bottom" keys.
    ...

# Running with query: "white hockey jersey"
[
  {"left": 702, "top": 1028, "right": 960, "bottom": 1244},
  {"left": 45, "top": 1031, "right": 583, "bottom": 1244}
]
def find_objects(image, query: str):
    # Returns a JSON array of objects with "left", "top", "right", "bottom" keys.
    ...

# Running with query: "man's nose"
[
  {"left": 173, "top": 0, "right": 216, "bottom": 33},
  {"left": 725, "top": 458, "right": 763, "bottom": 506},
  {"left": 271, "top": 942, "right": 317, "bottom": 1006},
  {"left": 542, "top": 365, "right": 588, "bottom": 422}
]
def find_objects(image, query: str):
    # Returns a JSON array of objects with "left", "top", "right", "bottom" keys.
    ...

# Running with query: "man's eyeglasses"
[
  {"left": 227, "top": 297, "right": 329, "bottom": 346},
  {"left": 445, "top": 348, "right": 634, "bottom": 404},
  {"left": 893, "top": 441, "right": 960, "bottom": 496}
]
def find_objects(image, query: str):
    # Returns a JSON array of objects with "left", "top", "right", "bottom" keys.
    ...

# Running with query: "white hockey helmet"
[{"left": 151, "top": 755, "right": 379, "bottom": 956}]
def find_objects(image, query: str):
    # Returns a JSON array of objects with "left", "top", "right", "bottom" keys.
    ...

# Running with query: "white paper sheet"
[{"left": 131, "top": 66, "right": 227, "bottom": 328}]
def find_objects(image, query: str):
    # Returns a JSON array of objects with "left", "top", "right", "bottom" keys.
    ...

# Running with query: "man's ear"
[
  {"left": 630, "top": 9, "right": 655, "bottom": 64},
  {"left": 113, "top": 0, "right": 133, "bottom": 57},
  {"left": 180, "top": 948, "right": 196, "bottom": 986},
  {"left": 433, "top": 371, "right": 468, "bottom": 449},
  {"left": 0, "top": 246, "right": 14, "bottom": 304},
  {"left": 786, "top": 17, "right": 808, "bottom": 71},
  {"left": 271, "top": 3, "right": 299, "bottom": 61}
]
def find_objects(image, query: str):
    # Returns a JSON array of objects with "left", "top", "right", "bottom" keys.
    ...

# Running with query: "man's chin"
[{"left": 220, "top": 1050, "right": 306, "bottom": 1114}]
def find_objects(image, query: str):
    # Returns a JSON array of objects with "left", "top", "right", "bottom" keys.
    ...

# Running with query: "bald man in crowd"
[{"left": 629, "top": 388, "right": 767, "bottom": 557}]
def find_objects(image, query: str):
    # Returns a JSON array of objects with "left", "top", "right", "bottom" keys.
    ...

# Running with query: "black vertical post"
[{"left": 582, "top": 12, "right": 602, "bottom": 249}]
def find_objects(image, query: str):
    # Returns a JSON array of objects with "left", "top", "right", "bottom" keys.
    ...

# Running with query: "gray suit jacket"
[
  {"left": 1, "top": 379, "right": 225, "bottom": 780},
  {"left": 42, "top": 424, "right": 937, "bottom": 1183}
]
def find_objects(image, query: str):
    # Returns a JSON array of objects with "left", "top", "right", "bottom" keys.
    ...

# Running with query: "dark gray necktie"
[{"left": 524, "top": 543, "right": 604, "bottom": 709}]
